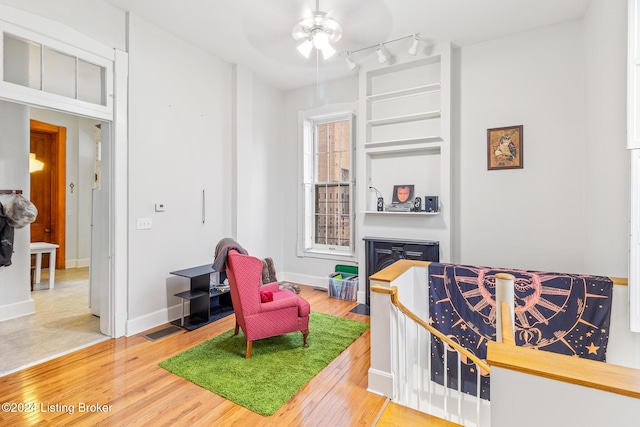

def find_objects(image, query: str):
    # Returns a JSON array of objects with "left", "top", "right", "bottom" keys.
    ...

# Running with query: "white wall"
[
  {"left": 584, "top": 0, "right": 640, "bottom": 366},
  {"left": 29, "top": 109, "right": 97, "bottom": 268},
  {"left": 231, "top": 66, "right": 285, "bottom": 263},
  {"left": 248, "top": 75, "right": 285, "bottom": 263},
  {"left": 0, "top": 101, "right": 34, "bottom": 321},
  {"left": 281, "top": 76, "right": 359, "bottom": 286},
  {"left": 455, "top": 17, "right": 626, "bottom": 277},
  {"left": 125, "top": 14, "right": 234, "bottom": 333},
  {"left": 491, "top": 363, "right": 640, "bottom": 427},
  {"left": 582, "top": 0, "right": 628, "bottom": 277},
  {"left": 0, "top": 0, "right": 125, "bottom": 51}
]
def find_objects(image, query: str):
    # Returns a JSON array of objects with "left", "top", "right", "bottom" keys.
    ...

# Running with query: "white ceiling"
[{"left": 104, "top": 0, "right": 592, "bottom": 91}]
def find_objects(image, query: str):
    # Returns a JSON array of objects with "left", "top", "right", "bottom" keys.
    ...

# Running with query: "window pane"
[
  {"left": 305, "top": 114, "right": 353, "bottom": 252},
  {"left": 339, "top": 215, "right": 350, "bottom": 246},
  {"left": 43, "top": 47, "right": 76, "bottom": 98},
  {"left": 78, "top": 59, "right": 105, "bottom": 105},
  {"left": 314, "top": 184, "right": 349, "bottom": 247},
  {"left": 3, "top": 34, "right": 41, "bottom": 89},
  {"left": 316, "top": 153, "right": 329, "bottom": 182}
]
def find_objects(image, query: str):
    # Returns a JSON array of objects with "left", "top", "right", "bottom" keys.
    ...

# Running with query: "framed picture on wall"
[
  {"left": 487, "top": 125, "right": 523, "bottom": 170},
  {"left": 392, "top": 185, "right": 414, "bottom": 204}
]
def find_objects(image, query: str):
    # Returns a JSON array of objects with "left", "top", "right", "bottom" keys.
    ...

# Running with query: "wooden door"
[
  {"left": 29, "top": 120, "right": 66, "bottom": 270},
  {"left": 30, "top": 131, "right": 53, "bottom": 244}
]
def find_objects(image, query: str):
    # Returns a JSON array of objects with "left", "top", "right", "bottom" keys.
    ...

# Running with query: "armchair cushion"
[{"left": 260, "top": 290, "right": 273, "bottom": 303}]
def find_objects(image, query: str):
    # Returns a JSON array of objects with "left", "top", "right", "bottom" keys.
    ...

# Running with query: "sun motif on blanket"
[{"left": 434, "top": 266, "right": 608, "bottom": 353}]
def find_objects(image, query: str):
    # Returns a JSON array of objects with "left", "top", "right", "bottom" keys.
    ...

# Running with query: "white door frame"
[{"left": 0, "top": 5, "right": 128, "bottom": 338}]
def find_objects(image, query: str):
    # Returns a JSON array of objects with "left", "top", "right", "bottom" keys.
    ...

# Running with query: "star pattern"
[{"left": 586, "top": 342, "right": 600, "bottom": 355}]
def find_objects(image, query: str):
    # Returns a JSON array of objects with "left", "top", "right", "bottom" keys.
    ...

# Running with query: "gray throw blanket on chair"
[{"left": 212, "top": 237, "right": 247, "bottom": 272}]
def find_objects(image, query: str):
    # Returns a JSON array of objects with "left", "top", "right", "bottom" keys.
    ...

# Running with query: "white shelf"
[
  {"left": 362, "top": 210, "right": 440, "bottom": 216},
  {"left": 367, "top": 110, "right": 441, "bottom": 127},
  {"left": 368, "top": 83, "right": 441, "bottom": 103},
  {"left": 365, "top": 136, "right": 442, "bottom": 149}
]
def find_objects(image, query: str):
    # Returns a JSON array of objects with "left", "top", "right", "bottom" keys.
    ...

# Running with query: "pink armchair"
[{"left": 225, "top": 249, "right": 310, "bottom": 358}]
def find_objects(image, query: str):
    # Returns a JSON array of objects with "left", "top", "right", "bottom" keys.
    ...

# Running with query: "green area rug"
[{"left": 159, "top": 311, "right": 369, "bottom": 416}]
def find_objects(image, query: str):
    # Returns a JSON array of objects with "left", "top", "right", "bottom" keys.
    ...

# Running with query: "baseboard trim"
[
  {"left": 125, "top": 303, "right": 185, "bottom": 336},
  {"left": 0, "top": 298, "right": 35, "bottom": 322},
  {"left": 367, "top": 368, "right": 394, "bottom": 398},
  {"left": 280, "top": 271, "right": 328, "bottom": 289},
  {"left": 64, "top": 259, "right": 90, "bottom": 269}
]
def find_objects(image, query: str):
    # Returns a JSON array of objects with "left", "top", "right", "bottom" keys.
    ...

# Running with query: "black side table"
[{"left": 170, "top": 264, "right": 233, "bottom": 330}]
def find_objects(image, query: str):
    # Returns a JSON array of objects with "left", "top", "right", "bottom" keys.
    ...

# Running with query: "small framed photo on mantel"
[{"left": 487, "top": 125, "right": 523, "bottom": 170}]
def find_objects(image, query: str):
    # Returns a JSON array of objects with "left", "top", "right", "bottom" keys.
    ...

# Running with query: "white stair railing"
[{"left": 371, "top": 283, "right": 491, "bottom": 426}]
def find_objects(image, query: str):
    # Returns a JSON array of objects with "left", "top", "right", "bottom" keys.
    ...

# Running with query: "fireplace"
[{"left": 363, "top": 237, "right": 439, "bottom": 305}]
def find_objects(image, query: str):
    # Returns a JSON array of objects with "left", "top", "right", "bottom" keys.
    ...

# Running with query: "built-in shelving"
[
  {"left": 367, "top": 110, "right": 440, "bottom": 127},
  {"left": 358, "top": 44, "right": 452, "bottom": 262},
  {"left": 367, "top": 83, "right": 441, "bottom": 103},
  {"left": 362, "top": 210, "right": 440, "bottom": 216},
  {"left": 364, "top": 136, "right": 442, "bottom": 149}
]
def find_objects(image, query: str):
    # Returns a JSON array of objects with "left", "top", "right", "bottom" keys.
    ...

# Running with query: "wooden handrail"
[
  {"left": 487, "top": 340, "right": 640, "bottom": 399},
  {"left": 370, "top": 260, "right": 628, "bottom": 287},
  {"left": 369, "top": 260, "right": 431, "bottom": 283},
  {"left": 371, "top": 284, "right": 491, "bottom": 374},
  {"left": 611, "top": 276, "right": 628, "bottom": 286}
]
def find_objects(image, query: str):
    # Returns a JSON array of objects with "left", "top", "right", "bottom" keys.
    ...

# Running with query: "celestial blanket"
[{"left": 428, "top": 263, "right": 614, "bottom": 400}]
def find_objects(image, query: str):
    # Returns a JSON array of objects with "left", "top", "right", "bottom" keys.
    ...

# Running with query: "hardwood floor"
[{"left": 0, "top": 285, "right": 390, "bottom": 426}]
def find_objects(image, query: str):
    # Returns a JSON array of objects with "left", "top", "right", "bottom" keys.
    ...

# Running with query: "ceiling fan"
[{"left": 292, "top": 0, "right": 342, "bottom": 60}]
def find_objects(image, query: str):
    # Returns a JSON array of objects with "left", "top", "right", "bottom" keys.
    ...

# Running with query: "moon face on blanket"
[{"left": 444, "top": 266, "right": 585, "bottom": 348}]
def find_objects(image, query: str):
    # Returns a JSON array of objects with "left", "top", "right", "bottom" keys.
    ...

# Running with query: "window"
[{"left": 300, "top": 112, "right": 355, "bottom": 257}]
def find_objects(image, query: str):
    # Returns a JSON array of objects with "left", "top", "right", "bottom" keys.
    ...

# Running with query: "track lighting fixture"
[
  {"left": 408, "top": 34, "right": 420, "bottom": 56},
  {"left": 376, "top": 44, "right": 389, "bottom": 64},
  {"left": 345, "top": 53, "right": 358, "bottom": 71},
  {"left": 341, "top": 33, "right": 422, "bottom": 71}
]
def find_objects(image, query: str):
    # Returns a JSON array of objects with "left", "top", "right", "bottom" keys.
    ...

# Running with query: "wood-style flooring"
[{"left": 0, "top": 284, "right": 441, "bottom": 426}]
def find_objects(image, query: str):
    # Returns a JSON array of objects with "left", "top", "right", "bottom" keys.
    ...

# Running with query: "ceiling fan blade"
[{"left": 292, "top": 23, "right": 310, "bottom": 41}]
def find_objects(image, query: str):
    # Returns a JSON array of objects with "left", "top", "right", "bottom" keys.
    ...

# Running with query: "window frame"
[{"left": 298, "top": 108, "right": 356, "bottom": 260}]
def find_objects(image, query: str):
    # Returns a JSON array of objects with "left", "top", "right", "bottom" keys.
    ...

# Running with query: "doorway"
[
  {"left": 30, "top": 119, "right": 66, "bottom": 270},
  {"left": 0, "top": 12, "right": 129, "bottom": 339}
]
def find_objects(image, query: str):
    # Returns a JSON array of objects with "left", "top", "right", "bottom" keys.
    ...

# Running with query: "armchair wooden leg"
[
  {"left": 234, "top": 321, "right": 239, "bottom": 336},
  {"left": 302, "top": 329, "right": 309, "bottom": 348},
  {"left": 245, "top": 340, "right": 253, "bottom": 359}
]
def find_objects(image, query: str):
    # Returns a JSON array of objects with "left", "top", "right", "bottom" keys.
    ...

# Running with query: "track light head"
[
  {"left": 377, "top": 44, "right": 389, "bottom": 64},
  {"left": 345, "top": 53, "right": 358, "bottom": 71},
  {"left": 408, "top": 34, "right": 420, "bottom": 56}
]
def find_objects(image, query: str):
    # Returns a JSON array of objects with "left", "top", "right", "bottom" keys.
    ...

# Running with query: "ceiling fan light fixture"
[
  {"left": 292, "top": 6, "right": 342, "bottom": 60},
  {"left": 321, "top": 42, "right": 336, "bottom": 59},
  {"left": 297, "top": 39, "right": 313, "bottom": 58},
  {"left": 312, "top": 29, "right": 329, "bottom": 50}
]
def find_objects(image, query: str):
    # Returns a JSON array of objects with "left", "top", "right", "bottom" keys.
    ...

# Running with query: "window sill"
[{"left": 299, "top": 249, "right": 357, "bottom": 263}]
